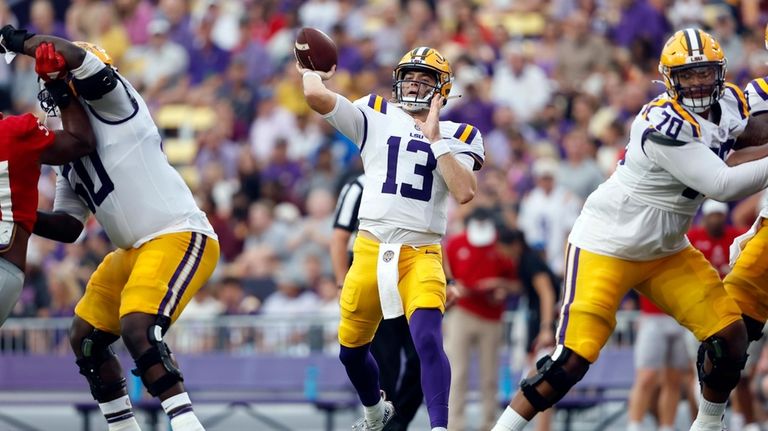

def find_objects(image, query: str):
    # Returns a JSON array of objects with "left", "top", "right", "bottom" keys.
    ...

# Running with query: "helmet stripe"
[
  {"left": 417, "top": 47, "right": 429, "bottom": 57},
  {"left": 684, "top": 28, "right": 700, "bottom": 55},
  {"left": 694, "top": 29, "right": 703, "bottom": 54}
]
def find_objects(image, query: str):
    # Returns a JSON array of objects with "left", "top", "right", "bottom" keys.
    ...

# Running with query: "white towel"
[
  {"left": 729, "top": 216, "right": 764, "bottom": 267},
  {"left": 377, "top": 243, "right": 404, "bottom": 319}
]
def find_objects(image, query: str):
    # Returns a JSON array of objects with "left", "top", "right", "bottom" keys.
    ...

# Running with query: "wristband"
[
  {"left": 303, "top": 70, "right": 323, "bottom": 81},
  {"left": 431, "top": 139, "right": 451, "bottom": 159}
]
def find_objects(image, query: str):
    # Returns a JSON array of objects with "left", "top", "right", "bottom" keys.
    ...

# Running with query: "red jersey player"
[{"left": 0, "top": 41, "right": 95, "bottom": 325}]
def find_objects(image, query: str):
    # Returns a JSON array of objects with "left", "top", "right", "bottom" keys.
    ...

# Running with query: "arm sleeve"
[
  {"left": 70, "top": 51, "right": 137, "bottom": 121},
  {"left": 447, "top": 124, "right": 485, "bottom": 171},
  {"left": 52, "top": 172, "right": 90, "bottom": 224},
  {"left": 332, "top": 179, "right": 363, "bottom": 232},
  {"left": 323, "top": 94, "right": 367, "bottom": 149},
  {"left": 746, "top": 78, "right": 768, "bottom": 116},
  {"left": 647, "top": 138, "right": 768, "bottom": 201}
]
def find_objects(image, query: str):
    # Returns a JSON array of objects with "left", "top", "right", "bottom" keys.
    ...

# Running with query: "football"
[{"left": 294, "top": 27, "right": 338, "bottom": 73}]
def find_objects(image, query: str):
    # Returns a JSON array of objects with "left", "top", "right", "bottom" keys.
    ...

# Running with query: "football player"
[
  {"left": 722, "top": 23, "right": 768, "bottom": 431},
  {"left": 0, "top": 41, "right": 95, "bottom": 326},
  {"left": 0, "top": 26, "right": 220, "bottom": 431},
  {"left": 299, "top": 46, "right": 484, "bottom": 431},
  {"left": 492, "top": 29, "right": 768, "bottom": 431}
]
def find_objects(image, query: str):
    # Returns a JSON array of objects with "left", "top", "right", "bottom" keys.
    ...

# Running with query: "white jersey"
[
  {"left": 324, "top": 94, "right": 484, "bottom": 245},
  {"left": 569, "top": 85, "right": 768, "bottom": 260},
  {"left": 727, "top": 77, "right": 768, "bottom": 265},
  {"left": 51, "top": 52, "right": 216, "bottom": 249},
  {"left": 745, "top": 77, "right": 768, "bottom": 220}
]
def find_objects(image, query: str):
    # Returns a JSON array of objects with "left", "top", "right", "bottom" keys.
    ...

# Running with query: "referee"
[{"left": 330, "top": 174, "right": 423, "bottom": 431}]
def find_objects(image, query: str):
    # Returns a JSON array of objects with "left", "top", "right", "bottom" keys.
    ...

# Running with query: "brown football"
[{"left": 294, "top": 27, "right": 338, "bottom": 73}]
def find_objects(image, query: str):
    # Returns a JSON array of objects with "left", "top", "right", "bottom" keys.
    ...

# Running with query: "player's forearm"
[
  {"left": 302, "top": 72, "right": 337, "bottom": 115},
  {"left": 735, "top": 116, "right": 768, "bottom": 150},
  {"left": 33, "top": 211, "right": 83, "bottom": 243},
  {"left": 532, "top": 273, "right": 556, "bottom": 330},
  {"left": 437, "top": 154, "right": 476, "bottom": 204},
  {"left": 42, "top": 100, "right": 96, "bottom": 165},
  {"left": 22, "top": 35, "right": 86, "bottom": 69},
  {"left": 330, "top": 229, "right": 352, "bottom": 287},
  {"left": 726, "top": 143, "right": 768, "bottom": 167}
]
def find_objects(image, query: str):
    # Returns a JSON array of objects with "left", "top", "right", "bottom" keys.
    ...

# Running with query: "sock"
[
  {"left": 659, "top": 426, "right": 674, "bottom": 431},
  {"left": 491, "top": 406, "right": 529, "bottom": 431},
  {"left": 339, "top": 344, "right": 381, "bottom": 406},
  {"left": 732, "top": 412, "right": 745, "bottom": 430},
  {"left": 432, "top": 428, "right": 448, "bottom": 431},
  {"left": 409, "top": 309, "right": 450, "bottom": 428},
  {"left": 627, "top": 422, "right": 642, "bottom": 431},
  {"left": 161, "top": 393, "right": 203, "bottom": 431},
  {"left": 692, "top": 398, "right": 726, "bottom": 426},
  {"left": 98, "top": 395, "right": 142, "bottom": 431},
  {"left": 363, "top": 397, "right": 384, "bottom": 424}
]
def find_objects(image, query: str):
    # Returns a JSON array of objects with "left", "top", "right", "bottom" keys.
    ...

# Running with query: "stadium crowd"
[
  {"left": 3, "top": 0, "right": 759, "bottom": 319},
  {"left": 3, "top": 0, "right": 768, "bottom": 427}
]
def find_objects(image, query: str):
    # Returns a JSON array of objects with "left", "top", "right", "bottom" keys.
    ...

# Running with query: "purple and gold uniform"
[{"left": 49, "top": 48, "right": 219, "bottom": 334}]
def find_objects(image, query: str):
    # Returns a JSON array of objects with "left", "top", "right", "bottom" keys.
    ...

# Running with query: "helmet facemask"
[
  {"left": 664, "top": 62, "right": 726, "bottom": 113},
  {"left": 393, "top": 67, "right": 441, "bottom": 112}
]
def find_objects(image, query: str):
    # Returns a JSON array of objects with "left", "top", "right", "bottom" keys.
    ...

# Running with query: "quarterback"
[
  {"left": 493, "top": 29, "right": 768, "bottom": 431},
  {"left": 300, "top": 46, "right": 483, "bottom": 431},
  {"left": 1, "top": 26, "right": 220, "bottom": 431}
]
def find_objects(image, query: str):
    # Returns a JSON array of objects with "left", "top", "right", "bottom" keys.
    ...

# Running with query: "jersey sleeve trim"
[
  {"left": 642, "top": 99, "right": 701, "bottom": 138},
  {"left": 724, "top": 83, "right": 749, "bottom": 119},
  {"left": 453, "top": 124, "right": 478, "bottom": 143},
  {"left": 752, "top": 78, "right": 768, "bottom": 101},
  {"left": 359, "top": 107, "right": 368, "bottom": 152},
  {"left": 366, "top": 94, "right": 388, "bottom": 114},
  {"left": 457, "top": 151, "right": 483, "bottom": 170}
]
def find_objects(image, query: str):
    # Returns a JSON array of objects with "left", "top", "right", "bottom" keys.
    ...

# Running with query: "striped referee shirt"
[{"left": 333, "top": 174, "right": 365, "bottom": 233}]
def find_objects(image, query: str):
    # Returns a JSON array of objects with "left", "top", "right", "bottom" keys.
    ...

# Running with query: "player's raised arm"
[
  {"left": 0, "top": 25, "right": 86, "bottom": 69},
  {"left": 32, "top": 42, "right": 96, "bottom": 164},
  {"left": 298, "top": 62, "right": 338, "bottom": 115},
  {"left": 415, "top": 95, "right": 477, "bottom": 204}
]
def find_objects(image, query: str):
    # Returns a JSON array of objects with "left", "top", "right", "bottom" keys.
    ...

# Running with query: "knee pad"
[
  {"left": 697, "top": 336, "right": 748, "bottom": 393},
  {"left": 520, "top": 347, "right": 587, "bottom": 412},
  {"left": 131, "top": 316, "right": 184, "bottom": 397},
  {"left": 743, "top": 314, "right": 765, "bottom": 342},
  {"left": 76, "top": 330, "right": 123, "bottom": 402}
]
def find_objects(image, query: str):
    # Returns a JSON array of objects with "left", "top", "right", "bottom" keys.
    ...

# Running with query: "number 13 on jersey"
[{"left": 381, "top": 136, "right": 437, "bottom": 202}]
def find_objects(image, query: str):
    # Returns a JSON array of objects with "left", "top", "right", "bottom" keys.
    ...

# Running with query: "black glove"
[{"left": 0, "top": 25, "right": 34, "bottom": 53}]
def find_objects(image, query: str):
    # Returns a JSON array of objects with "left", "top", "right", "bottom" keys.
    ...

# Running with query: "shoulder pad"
[
  {"left": 642, "top": 98, "right": 699, "bottom": 143},
  {"left": 354, "top": 94, "right": 389, "bottom": 115},
  {"left": 745, "top": 78, "right": 768, "bottom": 116},
  {"left": 722, "top": 82, "right": 749, "bottom": 120}
]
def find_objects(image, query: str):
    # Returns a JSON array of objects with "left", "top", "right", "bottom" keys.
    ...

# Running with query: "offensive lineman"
[
  {"left": 299, "top": 47, "right": 483, "bottom": 431},
  {"left": 492, "top": 29, "right": 768, "bottom": 431},
  {"left": 0, "top": 41, "right": 95, "bottom": 326},
  {"left": 0, "top": 26, "right": 220, "bottom": 431}
]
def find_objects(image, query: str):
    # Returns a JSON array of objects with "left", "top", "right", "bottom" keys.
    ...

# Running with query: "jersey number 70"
[{"left": 381, "top": 136, "right": 437, "bottom": 202}]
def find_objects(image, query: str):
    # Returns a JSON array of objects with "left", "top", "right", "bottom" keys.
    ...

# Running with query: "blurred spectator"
[
  {"left": 250, "top": 93, "right": 297, "bottom": 163},
  {"left": 187, "top": 15, "right": 231, "bottom": 86},
  {"left": 243, "top": 200, "right": 292, "bottom": 259},
  {"left": 609, "top": 0, "right": 671, "bottom": 61},
  {"left": 444, "top": 63, "right": 495, "bottom": 135},
  {"left": 517, "top": 158, "right": 581, "bottom": 279},
  {"left": 218, "top": 276, "right": 260, "bottom": 315},
  {"left": 80, "top": 2, "right": 130, "bottom": 64},
  {"left": 557, "top": 128, "right": 605, "bottom": 200},
  {"left": 445, "top": 207, "right": 519, "bottom": 431},
  {"left": 491, "top": 42, "right": 552, "bottom": 123},
  {"left": 260, "top": 140, "right": 304, "bottom": 203},
  {"left": 28, "top": 0, "right": 66, "bottom": 39},
  {"left": 122, "top": 18, "right": 189, "bottom": 101},
  {"left": 216, "top": 57, "right": 257, "bottom": 140},
  {"left": 688, "top": 200, "right": 744, "bottom": 278},
  {"left": 158, "top": 0, "right": 195, "bottom": 52},
  {"left": 286, "top": 188, "right": 335, "bottom": 273},
  {"left": 298, "top": 0, "right": 339, "bottom": 35},
  {"left": 555, "top": 10, "right": 611, "bottom": 92},
  {"left": 712, "top": 10, "right": 745, "bottom": 74},
  {"left": 114, "top": 0, "right": 155, "bottom": 46}
]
